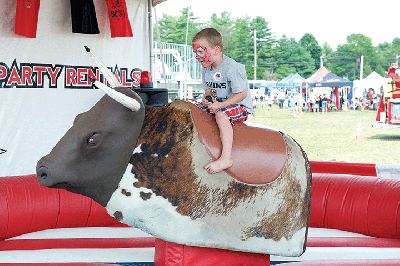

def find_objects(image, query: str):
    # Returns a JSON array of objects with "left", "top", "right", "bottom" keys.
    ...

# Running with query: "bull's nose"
[{"left": 37, "top": 165, "right": 49, "bottom": 181}]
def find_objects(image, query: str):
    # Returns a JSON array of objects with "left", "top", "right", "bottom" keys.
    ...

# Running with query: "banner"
[
  {"left": 0, "top": 60, "right": 142, "bottom": 89},
  {"left": 15, "top": 0, "right": 41, "bottom": 38},
  {"left": 106, "top": 0, "right": 133, "bottom": 38},
  {"left": 0, "top": 0, "right": 150, "bottom": 177},
  {"left": 70, "top": 0, "right": 100, "bottom": 34}
]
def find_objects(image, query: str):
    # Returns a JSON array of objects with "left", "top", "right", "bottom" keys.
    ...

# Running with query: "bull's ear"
[{"left": 93, "top": 80, "right": 141, "bottom": 112}]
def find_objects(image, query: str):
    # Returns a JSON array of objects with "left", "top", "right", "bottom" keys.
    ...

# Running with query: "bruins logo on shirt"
[
  {"left": 205, "top": 82, "right": 227, "bottom": 89},
  {"left": 213, "top": 72, "right": 222, "bottom": 81}
]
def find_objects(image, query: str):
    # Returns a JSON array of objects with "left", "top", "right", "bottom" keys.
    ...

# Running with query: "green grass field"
[{"left": 248, "top": 104, "right": 400, "bottom": 164}]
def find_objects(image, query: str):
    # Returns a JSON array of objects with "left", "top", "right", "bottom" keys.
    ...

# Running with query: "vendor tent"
[
  {"left": 353, "top": 71, "right": 390, "bottom": 98},
  {"left": 304, "top": 67, "right": 330, "bottom": 101},
  {"left": 310, "top": 72, "right": 353, "bottom": 88},
  {"left": 305, "top": 66, "right": 330, "bottom": 83},
  {"left": 276, "top": 73, "right": 305, "bottom": 89},
  {"left": 309, "top": 72, "right": 353, "bottom": 110}
]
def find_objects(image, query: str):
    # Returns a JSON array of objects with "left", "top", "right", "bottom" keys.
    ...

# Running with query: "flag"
[
  {"left": 70, "top": 0, "right": 100, "bottom": 34},
  {"left": 106, "top": 0, "right": 133, "bottom": 38},
  {"left": 15, "top": 0, "right": 41, "bottom": 38}
]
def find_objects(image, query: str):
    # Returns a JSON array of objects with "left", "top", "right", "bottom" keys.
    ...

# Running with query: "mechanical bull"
[{"left": 36, "top": 49, "right": 311, "bottom": 256}]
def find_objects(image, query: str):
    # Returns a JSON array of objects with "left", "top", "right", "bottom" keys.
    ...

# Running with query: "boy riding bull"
[{"left": 190, "top": 28, "right": 253, "bottom": 174}]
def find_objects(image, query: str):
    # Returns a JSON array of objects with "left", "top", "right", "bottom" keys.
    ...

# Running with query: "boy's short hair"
[{"left": 192, "top": 28, "right": 223, "bottom": 50}]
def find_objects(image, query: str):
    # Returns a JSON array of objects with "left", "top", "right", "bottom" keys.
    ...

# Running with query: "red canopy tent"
[
  {"left": 305, "top": 66, "right": 330, "bottom": 83},
  {"left": 303, "top": 67, "right": 330, "bottom": 105}
]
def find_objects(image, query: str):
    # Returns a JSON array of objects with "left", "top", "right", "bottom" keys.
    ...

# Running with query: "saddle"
[{"left": 188, "top": 103, "right": 287, "bottom": 184}]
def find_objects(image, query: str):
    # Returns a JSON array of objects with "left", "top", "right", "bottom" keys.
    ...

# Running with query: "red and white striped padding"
[
  {"left": 271, "top": 171, "right": 400, "bottom": 265},
  {"left": 0, "top": 227, "right": 155, "bottom": 263},
  {"left": 0, "top": 174, "right": 155, "bottom": 263},
  {"left": 1, "top": 165, "right": 400, "bottom": 264},
  {"left": 0, "top": 175, "right": 121, "bottom": 241},
  {"left": 310, "top": 173, "right": 400, "bottom": 238},
  {"left": 272, "top": 228, "right": 400, "bottom": 264}
]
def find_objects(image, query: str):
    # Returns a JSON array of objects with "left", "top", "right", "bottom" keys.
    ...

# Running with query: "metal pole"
[
  {"left": 253, "top": 29, "right": 257, "bottom": 80},
  {"left": 320, "top": 56, "right": 323, "bottom": 68},
  {"left": 359, "top": 55, "right": 364, "bottom": 80},
  {"left": 183, "top": 7, "right": 191, "bottom": 100},
  {"left": 148, "top": 0, "right": 154, "bottom": 76},
  {"left": 185, "top": 8, "right": 190, "bottom": 48},
  {"left": 153, "top": 6, "right": 167, "bottom": 86}
]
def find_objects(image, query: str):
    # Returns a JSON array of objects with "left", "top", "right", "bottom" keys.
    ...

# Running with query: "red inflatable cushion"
[
  {"left": 310, "top": 173, "right": 400, "bottom": 239},
  {"left": 0, "top": 174, "right": 121, "bottom": 240}
]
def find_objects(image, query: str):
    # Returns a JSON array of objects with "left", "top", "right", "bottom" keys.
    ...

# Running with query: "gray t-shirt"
[{"left": 202, "top": 55, "right": 253, "bottom": 113}]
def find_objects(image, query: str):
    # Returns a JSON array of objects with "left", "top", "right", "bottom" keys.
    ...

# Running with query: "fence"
[{"left": 153, "top": 42, "right": 202, "bottom": 100}]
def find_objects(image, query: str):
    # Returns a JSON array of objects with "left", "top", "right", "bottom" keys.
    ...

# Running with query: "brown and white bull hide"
[{"left": 106, "top": 100, "right": 311, "bottom": 256}]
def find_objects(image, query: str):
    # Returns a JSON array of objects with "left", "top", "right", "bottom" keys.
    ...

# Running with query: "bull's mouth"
[
  {"left": 51, "top": 182, "right": 76, "bottom": 190},
  {"left": 39, "top": 178, "right": 77, "bottom": 190}
]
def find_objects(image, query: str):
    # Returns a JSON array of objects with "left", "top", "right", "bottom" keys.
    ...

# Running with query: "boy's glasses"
[{"left": 194, "top": 47, "right": 207, "bottom": 58}]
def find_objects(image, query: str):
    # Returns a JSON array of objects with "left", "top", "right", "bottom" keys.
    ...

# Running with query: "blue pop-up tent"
[
  {"left": 276, "top": 73, "right": 305, "bottom": 89},
  {"left": 310, "top": 72, "right": 353, "bottom": 88}
]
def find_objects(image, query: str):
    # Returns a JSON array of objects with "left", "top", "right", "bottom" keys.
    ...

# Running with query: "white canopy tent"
[{"left": 353, "top": 71, "right": 390, "bottom": 98}]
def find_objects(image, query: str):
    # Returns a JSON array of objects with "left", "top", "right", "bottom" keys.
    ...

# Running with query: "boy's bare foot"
[{"left": 204, "top": 158, "right": 233, "bottom": 174}]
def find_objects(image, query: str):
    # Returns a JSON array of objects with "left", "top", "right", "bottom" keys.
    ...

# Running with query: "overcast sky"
[{"left": 155, "top": 0, "right": 398, "bottom": 49}]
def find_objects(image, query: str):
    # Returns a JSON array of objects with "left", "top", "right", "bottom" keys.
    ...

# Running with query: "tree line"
[{"left": 155, "top": 7, "right": 400, "bottom": 81}]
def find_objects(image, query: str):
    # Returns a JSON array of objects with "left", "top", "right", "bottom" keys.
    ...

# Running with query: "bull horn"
[
  {"left": 84, "top": 46, "right": 122, "bottom": 88},
  {"left": 92, "top": 79, "right": 141, "bottom": 111}
]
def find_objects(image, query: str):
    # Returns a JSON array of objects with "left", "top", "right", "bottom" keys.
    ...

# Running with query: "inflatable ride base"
[
  {"left": 2, "top": 160, "right": 400, "bottom": 265},
  {"left": 155, "top": 239, "right": 270, "bottom": 266}
]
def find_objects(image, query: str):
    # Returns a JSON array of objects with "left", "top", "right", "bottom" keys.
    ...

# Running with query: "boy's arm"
[
  {"left": 207, "top": 90, "right": 247, "bottom": 113},
  {"left": 201, "top": 88, "right": 213, "bottom": 104},
  {"left": 201, "top": 67, "right": 213, "bottom": 101},
  {"left": 222, "top": 90, "right": 247, "bottom": 106},
  {"left": 204, "top": 88, "right": 212, "bottom": 96}
]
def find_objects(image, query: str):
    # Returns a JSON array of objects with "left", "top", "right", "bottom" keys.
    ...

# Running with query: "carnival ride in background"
[{"left": 375, "top": 63, "right": 400, "bottom": 126}]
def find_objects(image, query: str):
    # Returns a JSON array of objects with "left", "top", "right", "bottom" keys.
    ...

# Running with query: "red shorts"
[{"left": 189, "top": 100, "right": 249, "bottom": 124}]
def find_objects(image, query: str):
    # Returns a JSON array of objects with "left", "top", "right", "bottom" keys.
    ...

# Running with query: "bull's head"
[{"left": 36, "top": 86, "right": 145, "bottom": 206}]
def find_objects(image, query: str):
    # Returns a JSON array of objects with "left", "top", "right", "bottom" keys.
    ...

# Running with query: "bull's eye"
[
  {"left": 87, "top": 137, "right": 96, "bottom": 145},
  {"left": 86, "top": 133, "right": 99, "bottom": 146}
]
